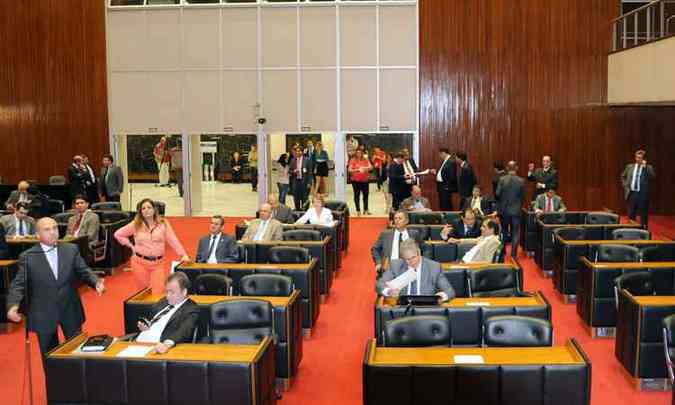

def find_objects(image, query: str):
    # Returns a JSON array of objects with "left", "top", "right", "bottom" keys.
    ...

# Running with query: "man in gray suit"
[
  {"left": 371, "top": 211, "right": 422, "bottom": 277},
  {"left": 100, "top": 154, "right": 124, "bottom": 202},
  {"left": 289, "top": 147, "right": 313, "bottom": 211},
  {"left": 533, "top": 187, "right": 567, "bottom": 215},
  {"left": 621, "top": 149, "right": 655, "bottom": 228},
  {"left": 376, "top": 239, "right": 455, "bottom": 301},
  {"left": 496, "top": 161, "right": 526, "bottom": 259},
  {"left": 5, "top": 180, "right": 34, "bottom": 210},
  {"left": 268, "top": 193, "right": 294, "bottom": 224},
  {"left": 66, "top": 195, "right": 100, "bottom": 248},
  {"left": 6, "top": 217, "right": 105, "bottom": 359},
  {"left": 195, "top": 215, "right": 240, "bottom": 263},
  {"left": 0, "top": 202, "right": 36, "bottom": 237}
]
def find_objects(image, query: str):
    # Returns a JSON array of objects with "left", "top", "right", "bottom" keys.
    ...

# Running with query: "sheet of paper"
[
  {"left": 415, "top": 169, "right": 430, "bottom": 175},
  {"left": 453, "top": 355, "right": 485, "bottom": 364},
  {"left": 386, "top": 269, "right": 417, "bottom": 291},
  {"left": 465, "top": 302, "right": 491, "bottom": 307},
  {"left": 116, "top": 345, "right": 153, "bottom": 358}
]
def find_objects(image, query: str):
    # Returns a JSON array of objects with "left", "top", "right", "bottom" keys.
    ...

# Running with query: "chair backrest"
[
  {"left": 468, "top": 267, "right": 519, "bottom": 297},
  {"left": 194, "top": 274, "right": 233, "bottom": 296},
  {"left": 268, "top": 246, "right": 310, "bottom": 263},
  {"left": 52, "top": 212, "right": 75, "bottom": 226},
  {"left": 239, "top": 274, "right": 294, "bottom": 297},
  {"left": 282, "top": 229, "right": 322, "bottom": 241},
  {"left": 94, "top": 210, "right": 131, "bottom": 224},
  {"left": 614, "top": 272, "right": 655, "bottom": 297},
  {"left": 153, "top": 201, "right": 166, "bottom": 216},
  {"left": 383, "top": 315, "right": 451, "bottom": 347},
  {"left": 208, "top": 299, "right": 273, "bottom": 344},
  {"left": 409, "top": 212, "right": 442, "bottom": 225},
  {"left": 49, "top": 175, "right": 66, "bottom": 185},
  {"left": 585, "top": 212, "right": 619, "bottom": 225},
  {"left": 611, "top": 228, "right": 650, "bottom": 241},
  {"left": 596, "top": 244, "right": 640, "bottom": 262},
  {"left": 492, "top": 242, "right": 506, "bottom": 263},
  {"left": 540, "top": 212, "right": 566, "bottom": 224},
  {"left": 640, "top": 245, "right": 674, "bottom": 262},
  {"left": 91, "top": 202, "right": 122, "bottom": 211},
  {"left": 47, "top": 199, "right": 65, "bottom": 214},
  {"left": 323, "top": 200, "right": 347, "bottom": 212},
  {"left": 553, "top": 227, "right": 586, "bottom": 241},
  {"left": 662, "top": 315, "right": 675, "bottom": 381},
  {"left": 483, "top": 315, "right": 553, "bottom": 347}
]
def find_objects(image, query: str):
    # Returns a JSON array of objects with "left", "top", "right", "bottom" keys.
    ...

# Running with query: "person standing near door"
[
  {"left": 100, "top": 154, "right": 124, "bottom": 202},
  {"left": 248, "top": 145, "right": 258, "bottom": 192},
  {"left": 170, "top": 145, "right": 183, "bottom": 197},
  {"left": 621, "top": 149, "right": 655, "bottom": 228},
  {"left": 313, "top": 142, "right": 330, "bottom": 198},
  {"left": 290, "top": 147, "right": 312, "bottom": 210},
  {"left": 153, "top": 136, "right": 171, "bottom": 187}
]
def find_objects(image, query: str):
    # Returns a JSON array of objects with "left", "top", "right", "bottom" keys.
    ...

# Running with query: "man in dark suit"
[
  {"left": 67, "top": 155, "right": 88, "bottom": 201},
  {"left": 289, "top": 147, "right": 313, "bottom": 211},
  {"left": 100, "top": 154, "right": 124, "bottom": 202},
  {"left": 456, "top": 152, "right": 477, "bottom": 200},
  {"left": 0, "top": 202, "right": 36, "bottom": 237},
  {"left": 461, "top": 185, "right": 495, "bottom": 217},
  {"left": 496, "top": 161, "right": 526, "bottom": 259},
  {"left": 371, "top": 211, "right": 422, "bottom": 277},
  {"left": 6, "top": 217, "right": 106, "bottom": 359},
  {"left": 527, "top": 155, "right": 559, "bottom": 196},
  {"left": 5, "top": 180, "right": 34, "bottom": 211},
  {"left": 134, "top": 272, "right": 200, "bottom": 354},
  {"left": 81, "top": 155, "right": 99, "bottom": 204},
  {"left": 440, "top": 208, "right": 482, "bottom": 241},
  {"left": 195, "top": 215, "right": 240, "bottom": 263},
  {"left": 621, "top": 149, "right": 656, "bottom": 228},
  {"left": 268, "top": 193, "right": 294, "bottom": 224},
  {"left": 431, "top": 148, "right": 457, "bottom": 210},
  {"left": 387, "top": 153, "right": 407, "bottom": 211}
]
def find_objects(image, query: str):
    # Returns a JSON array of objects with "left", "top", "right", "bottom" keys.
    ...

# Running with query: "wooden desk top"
[
  {"left": 177, "top": 258, "right": 317, "bottom": 272},
  {"left": 378, "top": 292, "right": 546, "bottom": 308},
  {"left": 238, "top": 238, "right": 330, "bottom": 246},
  {"left": 441, "top": 262, "right": 518, "bottom": 271},
  {"left": 558, "top": 238, "right": 672, "bottom": 246},
  {"left": 127, "top": 288, "right": 299, "bottom": 308},
  {"left": 365, "top": 339, "right": 586, "bottom": 366},
  {"left": 6, "top": 236, "right": 83, "bottom": 244},
  {"left": 50, "top": 333, "right": 268, "bottom": 363},
  {"left": 0, "top": 260, "right": 17, "bottom": 267},
  {"left": 537, "top": 221, "right": 636, "bottom": 229},
  {"left": 580, "top": 257, "right": 675, "bottom": 269},
  {"left": 633, "top": 295, "right": 675, "bottom": 307}
]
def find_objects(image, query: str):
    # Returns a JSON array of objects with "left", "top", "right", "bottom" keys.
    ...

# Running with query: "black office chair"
[
  {"left": 47, "top": 199, "right": 65, "bottom": 214},
  {"left": 553, "top": 227, "right": 586, "bottom": 241},
  {"left": 193, "top": 274, "right": 233, "bottom": 296},
  {"left": 662, "top": 315, "right": 675, "bottom": 382},
  {"left": 240, "top": 274, "right": 294, "bottom": 297},
  {"left": 53, "top": 212, "right": 75, "bottom": 226},
  {"left": 268, "top": 246, "right": 310, "bottom": 263},
  {"left": 94, "top": 210, "right": 131, "bottom": 224},
  {"left": 640, "top": 245, "right": 674, "bottom": 262},
  {"left": 282, "top": 229, "right": 322, "bottom": 241},
  {"left": 492, "top": 242, "right": 506, "bottom": 263},
  {"left": 467, "top": 267, "right": 520, "bottom": 297},
  {"left": 595, "top": 244, "right": 640, "bottom": 262},
  {"left": 585, "top": 212, "right": 619, "bottom": 225},
  {"left": 324, "top": 201, "right": 347, "bottom": 212},
  {"left": 153, "top": 201, "right": 166, "bottom": 216},
  {"left": 613, "top": 272, "right": 655, "bottom": 309},
  {"left": 91, "top": 202, "right": 122, "bottom": 211},
  {"left": 409, "top": 212, "right": 442, "bottom": 225},
  {"left": 48, "top": 175, "right": 66, "bottom": 185},
  {"left": 383, "top": 315, "right": 451, "bottom": 347},
  {"left": 540, "top": 212, "right": 566, "bottom": 225},
  {"left": 483, "top": 316, "right": 553, "bottom": 347},
  {"left": 611, "top": 228, "right": 650, "bottom": 241},
  {"left": 204, "top": 299, "right": 274, "bottom": 344}
]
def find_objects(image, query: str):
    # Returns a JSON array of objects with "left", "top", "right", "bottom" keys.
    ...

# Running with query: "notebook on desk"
[{"left": 397, "top": 295, "right": 440, "bottom": 306}]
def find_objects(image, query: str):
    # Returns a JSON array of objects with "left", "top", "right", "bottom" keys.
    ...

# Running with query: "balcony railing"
[{"left": 612, "top": 0, "right": 675, "bottom": 51}]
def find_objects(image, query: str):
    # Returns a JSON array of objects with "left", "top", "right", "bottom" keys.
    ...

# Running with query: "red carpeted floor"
[{"left": 0, "top": 216, "right": 673, "bottom": 404}]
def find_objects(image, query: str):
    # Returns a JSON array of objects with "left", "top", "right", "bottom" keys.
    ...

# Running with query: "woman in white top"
[{"left": 295, "top": 196, "right": 335, "bottom": 226}]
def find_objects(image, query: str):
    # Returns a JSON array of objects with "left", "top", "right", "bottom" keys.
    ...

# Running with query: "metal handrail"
[
  {"left": 612, "top": 0, "right": 675, "bottom": 51},
  {"left": 611, "top": 0, "right": 661, "bottom": 23}
]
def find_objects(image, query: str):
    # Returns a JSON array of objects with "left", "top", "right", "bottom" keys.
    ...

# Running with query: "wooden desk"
[
  {"left": 6, "top": 236, "right": 88, "bottom": 260},
  {"left": 363, "top": 338, "right": 591, "bottom": 405},
  {"left": 378, "top": 293, "right": 547, "bottom": 308},
  {"left": 47, "top": 333, "right": 276, "bottom": 405}
]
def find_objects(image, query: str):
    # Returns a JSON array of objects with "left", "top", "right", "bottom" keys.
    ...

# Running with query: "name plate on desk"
[
  {"left": 116, "top": 345, "right": 153, "bottom": 358},
  {"left": 453, "top": 355, "right": 485, "bottom": 364},
  {"left": 465, "top": 302, "right": 491, "bottom": 307}
]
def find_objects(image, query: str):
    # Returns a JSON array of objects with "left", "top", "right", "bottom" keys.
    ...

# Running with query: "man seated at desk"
[
  {"left": 400, "top": 185, "right": 431, "bottom": 212},
  {"left": 371, "top": 211, "right": 422, "bottom": 277},
  {"left": 195, "top": 215, "right": 240, "bottom": 263},
  {"left": 66, "top": 195, "right": 99, "bottom": 248},
  {"left": 376, "top": 239, "right": 454, "bottom": 302},
  {"left": 241, "top": 203, "right": 284, "bottom": 242},
  {"left": 134, "top": 272, "right": 199, "bottom": 354},
  {"left": 533, "top": 187, "right": 567, "bottom": 216},
  {"left": 461, "top": 185, "right": 496, "bottom": 218},
  {"left": 268, "top": 193, "right": 294, "bottom": 224},
  {"left": 440, "top": 208, "right": 481, "bottom": 241},
  {"left": 5, "top": 180, "right": 34, "bottom": 211},
  {"left": 0, "top": 202, "right": 36, "bottom": 238},
  {"left": 458, "top": 219, "right": 502, "bottom": 263}
]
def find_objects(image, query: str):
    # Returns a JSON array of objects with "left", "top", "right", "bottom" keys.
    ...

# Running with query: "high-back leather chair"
[
  {"left": 282, "top": 229, "right": 321, "bottom": 241},
  {"left": 468, "top": 267, "right": 519, "bottom": 297},
  {"left": 153, "top": 200, "right": 166, "bottom": 216},
  {"left": 595, "top": 244, "right": 640, "bottom": 262},
  {"left": 49, "top": 175, "right": 66, "bottom": 185},
  {"left": 554, "top": 227, "right": 586, "bottom": 241},
  {"left": 585, "top": 212, "right": 619, "bottom": 225},
  {"left": 268, "top": 246, "right": 310, "bottom": 263},
  {"left": 94, "top": 210, "right": 130, "bottom": 224},
  {"left": 193, "top": 274, "right": 233, "bottom": 296},
  {"left": 640, "top": 245, "right": 674, "bottom": 262},
  {"left": 383, "top": 315, "right": 451, "bottom": 347},
  {"left": 91, "top": 202, "right": 122, "bottom": 211},
  {"left": 540, "top": 212, "right": 566, "bottom": 224},
  {"left": 53, "top": 212, "right": 75, "bottom": 227},
  {"left": 240, "top": 274, "right": 294, "bottom": 297},
  {"left": 611, "top": 228, "right": 650, "bottom": 241},
  {"left": 47, "top": 199, "right": 65, "bottom": 214},
  {"left": 483, "top": 316, "right": 553, "bottom": 347},
  {"left": 324, "top": 201, "right": 347, "bottom": 211},
  {"left": 492, "top": 242, "right": 506, "bottom": 263},
  {"left": 662, "top": 315, "right": 675, "bottom": 382},
  {"left": 614, "top": 272, "right": 655, "bottom": 309},
  {"left": 409, "top": 212, "right": 442, "bottom": 225},
  {"left": 205, "top": 299, "right": 274, "bottom": 344}
]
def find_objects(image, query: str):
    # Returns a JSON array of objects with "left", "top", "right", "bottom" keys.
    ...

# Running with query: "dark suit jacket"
[
  {"left": 99, "top": 165, "right": 124, "bottom": 197},
  {"left": 496, "top": 174, "right": 526, "bottom": 216},
  {"left": 461, "top": 196, "right": 494, "bottom": 216},
  {"left": 195, "top": 233, "right": 240, "bottom": 263},
  {"left": 371, "top": 228, "right": 422, "bottom": 266},
  {"left": 458, "top": 162, "right": 477, "bottom": 198},
  {"left": 449, "top": 220, "right": 482, "bottom": 239},
  {"left": 6, "top": 243, "right": 99, "bottom": 334},
  {"left": 272, "top": 204, "right": 294, "bottom": 224},
  {"left": 621, "top": 163, "right": 656, "bottom": 200},
  {"left": 5, "top": 190, "right": 35, "bottom": 208},
  {"left": 528, "top": 167, "right": 559, "bottom": 194},
  {"left": 376, "top": 257, "right": 455, "bottom": 299},
  {"left": 387, "top": 161, "right": 407, "bottom": 195},
  {"left": 149, "top": 297, "right": 200, "bottom": 344},
  {"left": 289, "top": 156, "right": 313, "bottom": 186},
  {"left": 0, "top": 223, "right": 9, "bottom": 259},
  {"left": 68, "top": 165, "right": 88, "bottom": 197},
  {"left": 436, "top": 157, "right": 458, "bottom": 192}
]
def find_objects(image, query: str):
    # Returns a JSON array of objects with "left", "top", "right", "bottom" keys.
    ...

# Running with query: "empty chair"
[
  {"left": 47, "top": 199, "right": 65, "bottom": 214},
  {"left": 585, "top": 212, "right": 619, "bottom": 225},
  {"left": 595, "top": 244, "right": 640, "bottom": 262},
  {"left": 640, "top": 245, "right": 674, "bottom": 262},
  {"left": 282, "top": 229, "right": 322, "bottom": 241},
  {"left": 383, "top": 315, "right": 451, "bottom": 347},
  {"left": 49, "top": 175, "right": 66, "bottom": 185},
  {"left": 193, "top": 273, "right": 233, "bottom": 296},
  {"left": 611, "top": 228, "right": 650, "bottom": 241},
  {"left": 662, "top": 315, "right": 675, "bottom": 382},
  {"left": 540, "top": 212, "right": 566, "bottom": 224},
  {"left": 614, "top": 271, "right": 655, "bottom": 309},
  {"left": 94, "top": 210, "right": 130, "bottom": 224},
  {"left": 409, "top": 212, "right": 442, "bottom": 225},
  {"left": 91, "top": 201, "right": 122, "bottom": 211},
  {"left": 153, "top": 200, "right": 166, "bottom": 216},
  {"left": 268, "top": 246, "right": 310, "bottom": 263},
  {"left": 240, "top": 274, "right": 294, "bottom": 297},
  {"left": 483, "top": 315, "right": 553, "bottom": 347},
  {"left": 468, "top": 267, "right": 520, "bottom": 297},
  {"left": 323, "top": 201, "right": 347, "bottom": 212},
  {"left": 204, "top": 299, "right": 274, "bottom": 344},
  {"left": 553, "top": 227, "right": 586, "bottom": 241}
]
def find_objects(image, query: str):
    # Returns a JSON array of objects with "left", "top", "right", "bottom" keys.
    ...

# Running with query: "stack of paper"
[
  {"left": 116, "top": 346, "right": 153, "bottom": 358},
  {"left": 453, "top": 355, "right": 485, "bottom": 364},
  {"left": 386, "top": 269, "right": 417, "bottom": 291}
]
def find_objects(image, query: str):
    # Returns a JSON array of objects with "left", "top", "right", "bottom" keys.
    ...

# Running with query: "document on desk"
[
  {"left": 453, "top": 355, "right": 485, "bottom": 364},
  {"left": 116, "top": 346, "right": 153, "bottom": 358},
  {"left": 465, "top": 302, "right": 491, "bottom": 307},
  {"left": 386, "top": 269, "right": 417, "bottom": 291}
]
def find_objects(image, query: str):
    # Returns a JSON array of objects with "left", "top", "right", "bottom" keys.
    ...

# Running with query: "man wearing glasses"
[{"left": 376, "top": 239, "right": 455, "bottom": 302}]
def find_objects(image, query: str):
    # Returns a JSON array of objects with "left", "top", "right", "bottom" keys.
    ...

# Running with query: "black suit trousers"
[
  {"left": 292, "top": 178, "right": 308, "bottom": 211},
  {"left": 627, "top": 191, "right": 650, "bottom": 228},
  {"left": 37, "top": 322, "right": 82, "bottom": 362},
  {"left": 437, "top": 184, "right": 453, "bottom": 211},
  {"left": 501, "top": 213, "right": 521, "bottom": 258}
]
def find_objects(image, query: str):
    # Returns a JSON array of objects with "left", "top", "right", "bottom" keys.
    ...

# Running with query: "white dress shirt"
[
  {"left": 436, "top": 156, "right": 450, "bottom": 182},
  {"left": 295, "top": 207, "right": 335, "bottom": 226},
  {"left": 631, "top": 165, "right": 643, "bottom": 192},
  {"left": 136, "top": 298, "right": 189, "bottom": 343},
  {"left": 41, "top": 243, "right": 59, "bottom": 280},
  {"left": 207, "top": 233, "right": 221, "bottom": 264},
  {"left": 470, "top": 197, "right": 484, "bottom": 216},
  {"left": 390, "top": 229, "right": 410, "bottom": 260}
]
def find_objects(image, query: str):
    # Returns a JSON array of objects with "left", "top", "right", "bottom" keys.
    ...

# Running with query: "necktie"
[
  {"left": 150, "top": 305, "right": 174, "bottom": 326},
  {"left": 546, "top": 197, "right": 553, "bottom": 213},
  {"left": 19, "top": 219, "right": 25, "bottom": 236},
  {"left": 397, "top": 232, "right": 403, "bottom": 258},
  {"left": 409, "top": 270, "right": 417, "bottom": 295},
  {"left": 206, "top": 235, "right": 217, "bottom": 260},
  {"left": 47, "top": 248, "right": 58, "bottom": 280}
]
